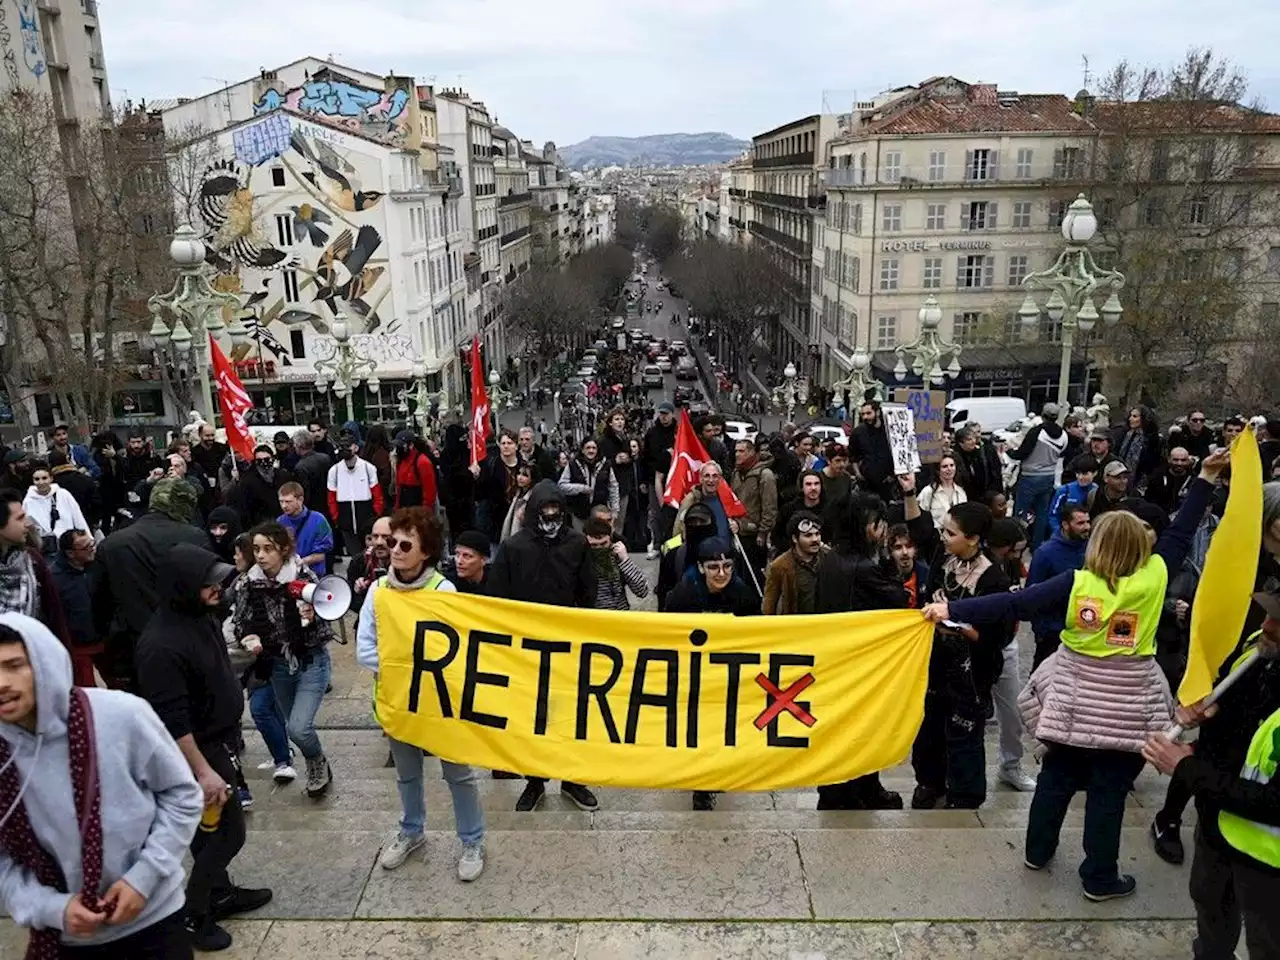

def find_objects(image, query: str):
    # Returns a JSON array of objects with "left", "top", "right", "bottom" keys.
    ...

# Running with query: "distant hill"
[{"left": 560, "top": 132, "right": 748, "bottom": 169}]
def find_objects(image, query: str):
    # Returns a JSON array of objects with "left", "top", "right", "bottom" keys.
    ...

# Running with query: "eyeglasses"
[
  {"left": 1190, "top": 417, "right": 1206, "bottom": 423},
  {"left": 254, "top": 458, "right": 273, "bottom": 466},
  {"left": 391, "top": 538, "right": 417, "bottom": 553},
  {"left": 702, "top": 560, "right": 734, "bottom": 573}
]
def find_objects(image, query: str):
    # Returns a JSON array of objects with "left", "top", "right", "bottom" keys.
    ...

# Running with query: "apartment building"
[
  {"left": 16, "top": 0, "right": 111, "bottom": 123},
  {"left": 749, "top": 114, "right": 841, "bottom": 367},
  {"left": 726, "top": 155, "right": 752, "bottom": 245},
  {"left": 528, "top": 143, "right": 573, "bottom": 266},
  {"left": 817, "top": 78, "right": 1100, "bottom": 401},
  {"left": 494, "top": 126, "right": 533, "bottom": 288},
  {"left": 162, "top": 59, "right": 463, "bottom": 419}
]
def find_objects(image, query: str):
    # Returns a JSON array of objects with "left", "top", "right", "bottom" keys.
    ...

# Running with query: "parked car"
[
  {"left": 655, "top": 355, "right": 673, "bottom": 373},
  {"left": 640, "top": 364, "right": 664, "bottom": 389},
  {"left": 799, "top": 418, "right": 850, "bottom": 446},
  {"left": 674, "top": 357, "right": 698, "bottom": 381}
]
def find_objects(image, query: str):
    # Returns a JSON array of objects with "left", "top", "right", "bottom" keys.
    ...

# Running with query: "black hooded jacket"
[
  {"left": 206, "top": 505, "right": 243, "bottom": 564},
  {"left": 134, "top": 543, "right": 243, "bottom": 750},
  {"left": 489, "top": 480, "right": 596, "bottom": 607}
]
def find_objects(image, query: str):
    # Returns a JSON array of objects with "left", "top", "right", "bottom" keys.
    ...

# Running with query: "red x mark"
[{"left": 753, "top": 673, "right": 817, "bottom": 730}]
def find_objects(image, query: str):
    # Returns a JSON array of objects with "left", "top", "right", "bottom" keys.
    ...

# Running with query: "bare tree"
[
  {"left": 503, "top": 266, "right": 594, "bottom": 364},
  {"left": 165, "top": 118, "right": 221, "bottom": 230},
  {"left": 1081, "top": 48, "right": 1279, "bottom": 407},
  {"left": 667, "top": 238, "right": 788, "bottom": 371},
  {"left": 0, "top": 91, "right": 172, "bottom": 432}
]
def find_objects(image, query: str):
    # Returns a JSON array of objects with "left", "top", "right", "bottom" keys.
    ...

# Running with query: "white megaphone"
[{"left": 286, "top": 575, "right": 352, "bottom": 621}]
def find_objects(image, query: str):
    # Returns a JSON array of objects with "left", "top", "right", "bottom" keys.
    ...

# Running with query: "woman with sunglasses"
[
  {"left": 356, "top": 507, "right": 487, "bottom": 880},
  {"left": 232, "top": 521, "right": 334, "bottom": 799}
]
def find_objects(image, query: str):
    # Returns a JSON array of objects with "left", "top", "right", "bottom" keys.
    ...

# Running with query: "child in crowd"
[{"left": 1048, "top": 455, "right": 1099, "bottom": 528}]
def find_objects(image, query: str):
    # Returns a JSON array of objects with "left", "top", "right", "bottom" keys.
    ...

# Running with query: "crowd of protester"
[{"left": 4, "top": 396, "right": 1280, "bottom": 956}]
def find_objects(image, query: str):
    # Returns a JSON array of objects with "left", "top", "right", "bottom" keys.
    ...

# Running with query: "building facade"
[
  {"left": 161, "top": 59, "right": 467, "bottom": 420},
  {"left": 749, "top": 114, "right": 840, "bottom": 369},
  {"left": 817, "top": 78, "right": 1100, "bottom": 401}
]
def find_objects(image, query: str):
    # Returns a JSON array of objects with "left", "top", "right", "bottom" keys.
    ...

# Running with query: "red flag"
[
  {"left": 468, "top": 337, "right": 491, "bottom": 468},
  {"left": 661, "top": 409, "right": 746, "bottom": 518},
  {"left": 209, "top": 335, "right": 254, "bottom": 463}
]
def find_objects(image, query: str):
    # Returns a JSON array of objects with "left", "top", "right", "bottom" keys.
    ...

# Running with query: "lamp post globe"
[
  {"left": 783, "top": 361, "right": 796, "bottom": 380},
  {"left": 1061, "top": 194, "right": 1098, "bottom": 244},
  {"left": 169, "top": 225, "right": 205, "bottom": 267}
]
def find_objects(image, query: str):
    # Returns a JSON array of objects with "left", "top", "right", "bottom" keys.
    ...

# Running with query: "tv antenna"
[{"left": 1081, "top": 55, "right": 1092, "bottom": 92}]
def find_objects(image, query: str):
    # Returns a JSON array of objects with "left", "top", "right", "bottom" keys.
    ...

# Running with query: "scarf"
[
  {"left": 590, "top": 546, "right": 620, "bottom": 583},
  {"left": 0, "top": 687, "right": 103, "bottom": 960},
  {"left": 1119, "top": 430, "right": 1146, "bottom": 477},
  {"left": 0, "top": 546, "right": 37, "bottom": 619}
]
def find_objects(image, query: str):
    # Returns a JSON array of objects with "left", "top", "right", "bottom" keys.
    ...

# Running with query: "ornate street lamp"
[
  {"left": 147, "top": 224, "right": 244, "bottom": 417},
  {"left": 313, "top": 313, "right": 380, "bottom": 422},
  {"left": 772, "top": 361, "right": 805, "bottom": 421},
  {"left": 397, "top": 357, "right": 449, "bottom": 435},
  {"left": 488, "top": 368, "right": 514, "bottom": 412},
  {"left": 1017, "top": 194, "right": 1125, "bottom": 407},
  {"left": 893, "top": 294, "right": 961, "bottom": 387},
  {"left": 830, "top": 347, "right": 886, "bottom": 405}
]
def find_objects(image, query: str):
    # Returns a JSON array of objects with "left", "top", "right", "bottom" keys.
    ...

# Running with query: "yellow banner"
[{"left": 374, "top": 590, "right": 934, "bottom": 791}]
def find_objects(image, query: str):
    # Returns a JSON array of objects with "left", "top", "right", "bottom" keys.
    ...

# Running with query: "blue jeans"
[
  {"left": 387, "top": 736, "right": 485, "bottom": 844},
  {"left": 270, "top": 646, "right": 331, "bottom": 761},
  {"left": 1015, "top": 473, "right": 1057, "bottom": 550},
  {"left": 248, "top": 683, "right": 291, "bottom": 766}
]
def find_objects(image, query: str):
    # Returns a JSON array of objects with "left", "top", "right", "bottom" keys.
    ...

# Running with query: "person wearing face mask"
[
  {"left": 229, "top": 445, "right": 291, "bottom": 528},
  {"left": 1146, "top": 446, "right": 1198, "bottom": 516},
  {"left": 559, "top": 436, "right": 619, "bottom": 527},
  {"left": 327, "top": 431, "right": 383, "bottom": 559},
  {"left": 205, "top": 505, "right": 243, "bottom": 565},
  {"left": 356, "top": 507, "right": 487, "bottom": 881},
  {"left": 392, "top": 430, "right": 438, "bottom": 512},
  {"left": 24, "top": 462, "right": 88, "bottom": 556},
  {"left": 657, "top": 502, "right": 717, "bottom": 610},
  {"left": 585, "top": 513, "right": 648, "bottom": 611},
  {"left": 489, "top": 480, "right": 599, "bottom": 813}
]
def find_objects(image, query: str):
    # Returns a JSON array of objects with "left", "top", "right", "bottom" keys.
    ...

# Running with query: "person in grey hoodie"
[
  {"left": 0, "top": 612, "right": 202, "bottom": 957},
  {"left": 1010, "top": 402, "right": 1070, "bottom": 552}
]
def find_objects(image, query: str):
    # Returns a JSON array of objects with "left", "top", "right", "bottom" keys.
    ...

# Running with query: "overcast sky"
[{"left": 105, "top": 0, "right": 1279, "bottom": 146}]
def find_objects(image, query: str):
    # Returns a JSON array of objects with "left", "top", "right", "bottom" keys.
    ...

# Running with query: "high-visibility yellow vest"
[
  {"left": 1060, "top": 560, "right": 1167, "bottom": 657},
  {"left": 1219, "top": 705, "right": 1280, "bottom": 869}
]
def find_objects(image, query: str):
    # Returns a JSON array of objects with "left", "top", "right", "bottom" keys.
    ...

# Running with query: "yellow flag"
[
  {"left": 1179, "top": 429, "right": 1263, "bottom": 705},
  {"left": 374, "top": 590, "right": 934, "bottom": 792}
]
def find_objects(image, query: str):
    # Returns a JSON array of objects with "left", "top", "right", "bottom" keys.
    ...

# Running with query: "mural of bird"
[
  {"left": 198, "top": 160, "right": 296, "bottom": 270},
  {"left": 313, "top": 225, "right": 384, "bottom": 313}
]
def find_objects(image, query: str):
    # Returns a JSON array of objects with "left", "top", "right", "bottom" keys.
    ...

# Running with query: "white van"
[{"left": 946, "top": 397, "right": 1028, "bottom": 435}]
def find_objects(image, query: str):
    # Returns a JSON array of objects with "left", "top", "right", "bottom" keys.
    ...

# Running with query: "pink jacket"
[{"left": 1018, "top": 646, "right": 1172, "bottom": 754}]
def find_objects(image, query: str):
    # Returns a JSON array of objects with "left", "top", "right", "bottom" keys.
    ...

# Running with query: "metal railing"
[
  {"left": 753, "top": 151, "right": 815, "bottom": 169},
  {"left": 499, "top": 191, "right": 532, "bottom": 207},
  {"left": 822, "top": 159, "right": 1096, "bottom": 190},
  {"left": 500, "top": 225, "right": 531, "bottom": 246}
]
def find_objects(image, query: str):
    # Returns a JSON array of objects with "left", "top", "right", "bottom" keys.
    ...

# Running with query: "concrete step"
[{"left": 1, "top": 918, "right": 1197, "bottom": 959}]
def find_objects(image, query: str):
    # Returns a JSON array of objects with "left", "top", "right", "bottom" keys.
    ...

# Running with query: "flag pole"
[
  {"left": 733, "top": 532, "right": 763, "bottom": 597},
  {"left": 1168, "top": 648, "right": 1259, "bottom": 740}
]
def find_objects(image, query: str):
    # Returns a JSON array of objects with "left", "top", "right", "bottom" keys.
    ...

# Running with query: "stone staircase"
[{"left": 0, "top": 559, "right": 1208, "bottom": 958}]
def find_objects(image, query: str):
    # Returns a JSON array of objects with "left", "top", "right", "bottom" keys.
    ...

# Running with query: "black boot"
[{"left": 692, "top": 791, "right": 717, "bottom": 811}]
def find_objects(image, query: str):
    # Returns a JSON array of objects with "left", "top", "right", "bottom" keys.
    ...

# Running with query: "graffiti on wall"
[
  {"left": 16, "top": 0, "right": 43, "bottom": 78},
  {"left": 0, "top": 3, "right": 21, "bottom": 87},
  {"left": 194, "top": 121, "right": 395, "bottom": 368},
  {"left": 253, "top": 74, "right": 411, "bottom": 145}
]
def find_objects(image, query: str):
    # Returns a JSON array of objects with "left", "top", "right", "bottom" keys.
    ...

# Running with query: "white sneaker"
[
  {"left": 273, "top": 763, "right": 298, "bottom": 785},
  {"left": 380, "top": 832, "right": 426, "bottom": 870},
  {"left": 257, "top": 759, "right": 277, "bottom": 770},
  {"left": 457, "top": 840, "right": 485, "bottom": 882},
  {"left": 998, "top": 766, "right": 1037, "bottom": 792},
  {"left": 646, "top": 544, "right": 659, "bottom": 560}
]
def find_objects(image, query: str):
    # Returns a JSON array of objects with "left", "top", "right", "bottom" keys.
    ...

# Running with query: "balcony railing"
[
  {"left": 749, "top": 190, "right": 808, "bottom": 211},
  {"left": 749, "top": 221, "right": 809, "bottom": 259},
  {"left": 474, "top": 183, "right": 496, "bottom": 197},
  {"left": 478, "top": 225, "right": 498, "bottom": 241},
  {"left": 753, "top": 150, "right": 815, "bottom": 170},
  {"left": 822, "top": 159, "right": 1095, "bottom": 190},
  {"left": 388, "top": 172, "right": 431, "bottom": 194},
  {"left": 729, "top": 187, "right": 746, "bottom": 198},
  {"left": 499, "top": 191, "right": 532, "bottom": 207},
  {"left": 501, "top": 225, "right": 531, "bottom": 246}
]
